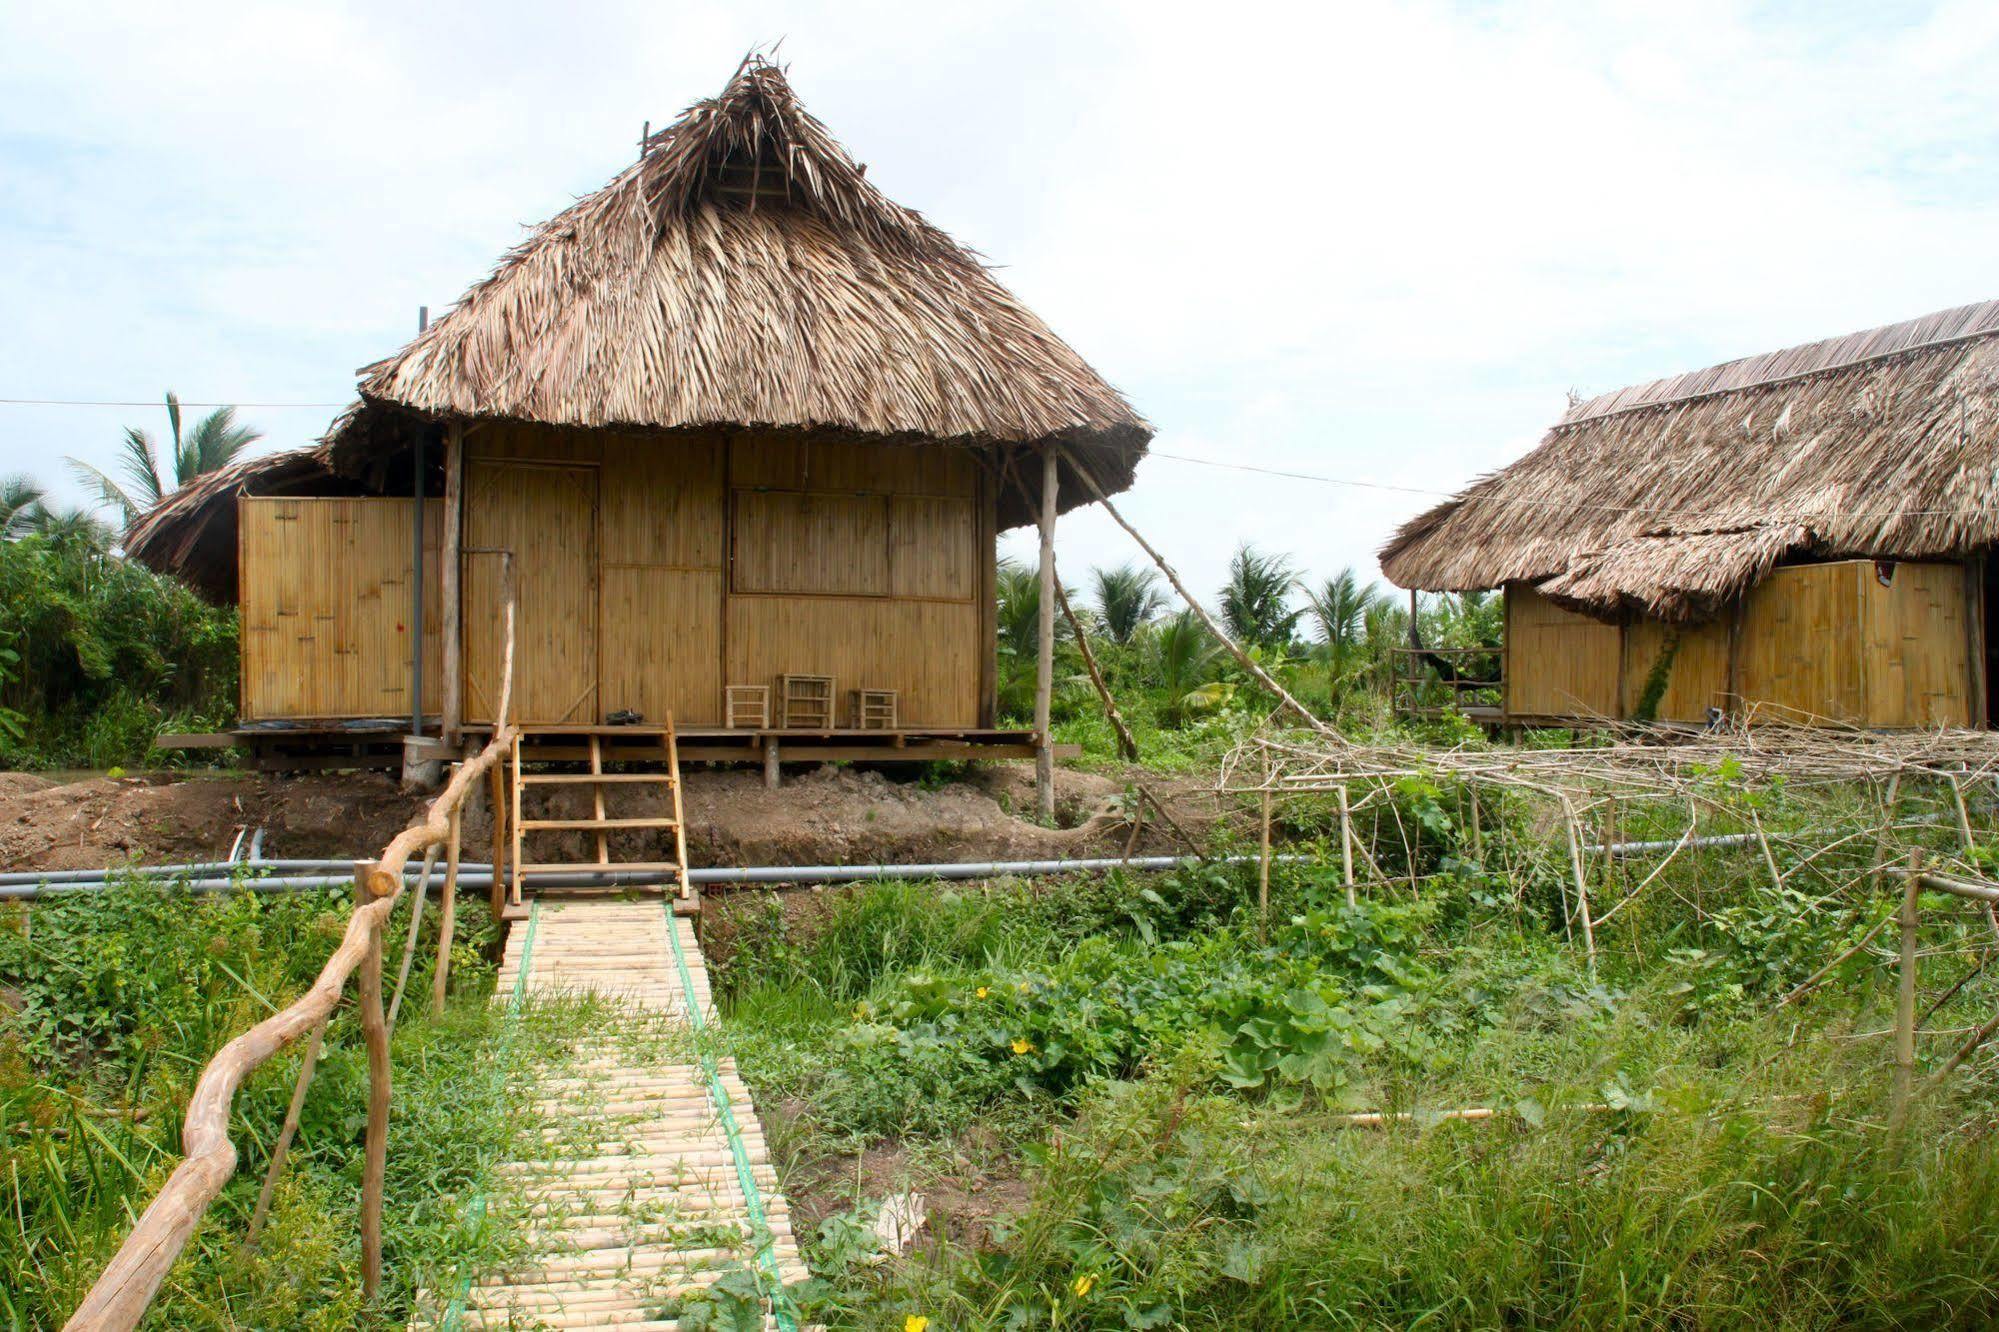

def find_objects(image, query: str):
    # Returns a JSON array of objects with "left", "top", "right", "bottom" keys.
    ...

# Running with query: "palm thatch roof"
[
  {"left": 327, "top": 57, "right": 1148, "bottom": 529},
  {"left": 1380, "top": 300, "right": 1999, "bottom": 621},
  {"left": 122, "top": 447, "right": 364, "bottom": 599}
]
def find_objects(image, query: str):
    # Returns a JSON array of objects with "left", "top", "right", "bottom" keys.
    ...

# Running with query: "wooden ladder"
[{"left": 506, "top": 720, "right": 695, "bottom": 914}]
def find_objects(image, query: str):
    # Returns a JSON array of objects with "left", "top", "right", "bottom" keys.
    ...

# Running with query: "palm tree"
[
  {"left": 1148, "top": 609, "right": 1230, "bottom": 726},
  {"left": 1298, "top": 568, "right": 1385, "bottom": 696},
  {"left": 34, "top": 506, "right": 114, "bottom": 553},
  {"left": 67, "top": 392, "right": 261, "bottom": 525},
  {"left": 1, "top": 475, "right": 46, "bottom": 539},
  {"left": 1218, "top": 544, "right": 1301, "bottom": 649},
  {"left": 1089, "top": 563, "right": 1167, "bottom": 645}
]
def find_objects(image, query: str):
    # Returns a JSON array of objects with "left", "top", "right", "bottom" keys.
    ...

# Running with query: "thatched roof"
[
  {"left": 122, "top": 447, "right": 364, "bottom": 599},
  {"left": 1380, "top": 299, "right": 1999, "bottom": 621},
  {"left": 327, "top": 57, "right": 1148, "bottom": 528}
]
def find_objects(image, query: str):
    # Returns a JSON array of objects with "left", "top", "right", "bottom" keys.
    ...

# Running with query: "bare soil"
[
  {"left": 775, "top": 1110, "right": 1035, "bottom": 1251},
  {"left": 0, "top": 762, "right": 1223, "bottom": 874}
]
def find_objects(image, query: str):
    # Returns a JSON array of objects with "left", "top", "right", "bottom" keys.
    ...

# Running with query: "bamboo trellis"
[{"left": 66, "top": 577, "right": 518, "bottom": 1331}]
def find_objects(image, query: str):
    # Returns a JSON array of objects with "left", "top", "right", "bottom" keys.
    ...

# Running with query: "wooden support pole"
[
  {"left": 357, "top": 862, "right": 393, "bottom": 1301},
  {"left": 1035, "top": 445, "right": 1059, "bottom": 824},
  {"left": 487, "top": 759, "right": 508, "bottom": 925},
  {"left": 1064, "top": 452, "right": 1332, "bottom": 737},
  {"left": 1258, "top": 788, "right": 1273, "bottom": 942},
  {"left": 244, "top": 1016, "right": 327, "bottom": 1247},
  {"left": 1054, "top": 572, "right": 1138, "bottom": 763},
  {"left": 763, "top": 739, "right": 781, "bottom": 791},
  {"left": 431, "top": 807, "right": 461, "bottom": 1018},
  {"left": 1338, "top": 785, "right": 1356, "bottom": 907},
  {"left": 1892, "top": 850, "right": 1922, "bottom": 1128},
  {"left": 441, "top": 422, "right": 464, "bottom": 743},
  {"left": 386, "top": 847, "right": 435, "bottom": 1033},
  {"left": 1563, "top": 802, "right": 1597, "bottom": 975}
]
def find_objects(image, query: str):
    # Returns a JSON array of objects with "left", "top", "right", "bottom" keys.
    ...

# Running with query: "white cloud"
[{"left": 4, "top": 0, "right": 1999, "bottom": 609}]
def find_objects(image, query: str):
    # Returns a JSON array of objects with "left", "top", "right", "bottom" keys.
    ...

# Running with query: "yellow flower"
[
  {"left": 976, "top": 986, "right": 990, "bottom": 999},
  {"left": 905, "top": 1318, "right": 930, "bottom": 1332},
  {"left": 1016, "top": 981, "right": 1032, "bottom": 995},
  {"left": 1010, "top": 1037, "right": 1034, "bottom": 1055},
  {"left": 1072, "top": 1273, "right": 1097, "bottom": 1297}
]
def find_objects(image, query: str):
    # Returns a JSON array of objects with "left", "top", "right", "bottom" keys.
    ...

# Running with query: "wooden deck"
[{"left": 425, "top": 899, "right": 809, "bottom": 1330}]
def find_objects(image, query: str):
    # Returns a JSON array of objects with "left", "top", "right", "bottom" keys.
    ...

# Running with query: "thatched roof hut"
[
  {"left": 127, "top": 57, "right": 1148, "bottom": 751},
  {"left": 1381, "top": 300, "right": 1999, "bottom": 622},
  {"left": 129, "top": 57, "right": 1148, "bottom": 594}
]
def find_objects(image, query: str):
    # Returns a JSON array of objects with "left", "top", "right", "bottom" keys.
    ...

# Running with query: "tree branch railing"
[{"left": 66, "top": 573, "right": 516, "bottom": 1331}]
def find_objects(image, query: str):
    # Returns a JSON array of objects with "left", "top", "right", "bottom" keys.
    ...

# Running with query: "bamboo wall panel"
[
  {"left": 1856, "top": 560, "right": 1973, "bottom": 726},
  {"left": 600, "top": 433, "right": 724, "bottom": 567},
  {"left": 732, "top": 491, "right": 891, "bottom": 595},
  {"left": 463, "top": 461, "right": 599, "bottom": 725},
  {"left": 600, "top": 567, "right": 725, "bottom": 724},
  {"left": 729, "top": 436, "right": 978, "bottom": 497},
  {"left": 467, "top": 420, "right": 605, "bottom": 465},
  {"left": 1504, "top": 584, "right": 1620, "bottom": 720},
  {"left": 726, "top": 597, "right": 980, "bottom": 726},
  {"left": 890, "top": 495, "right": 977, "bottom": 600},
  {"left": 1737, "top": 564, "right": 1866, "bottom": 723},
  {"left": 239, "top": 498, "right": 440, "bottom": 720},
  {"left": 1619, "top": 618, "right": 1731, "bottom": 723}
]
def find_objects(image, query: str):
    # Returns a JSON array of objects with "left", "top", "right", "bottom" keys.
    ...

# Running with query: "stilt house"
[
  {"left": 128, "top": 60, "right": 1149, "bottom": 770},
  {"left": 1380, "top": 301, "right": 1999, "bottom": 729}
]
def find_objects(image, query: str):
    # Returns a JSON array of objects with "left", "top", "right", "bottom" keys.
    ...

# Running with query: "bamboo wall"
[
  {"left": 1505, "top": 559, "right": 1979, "bottom": 728},
  {"left": 454, "top": 423, "right": 992, "bottom": 728},
  {"left": 238, "top": 498, "right": 442, "bottom": 720}
]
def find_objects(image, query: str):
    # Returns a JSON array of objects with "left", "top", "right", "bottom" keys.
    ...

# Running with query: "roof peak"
[{"left": 1563, "top": 297, "right": 1999, "bottom": 427}]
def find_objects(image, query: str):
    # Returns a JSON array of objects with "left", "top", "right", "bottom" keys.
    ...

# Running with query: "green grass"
[
  {"left": 0, "top": 876, "right": 601, "bottom": 1329},
  {"left": 713, "top": 800, "right": 1999, "bottom": 1330}
]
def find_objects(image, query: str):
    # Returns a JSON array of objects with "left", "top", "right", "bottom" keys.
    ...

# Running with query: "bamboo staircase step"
[
  {"left": 520, "top": 816, "right": 680, "bottom": 830},
  {"left": 520, "top": 772, "right": 678, "bottom": 785},
  {"left": 504, "top": 724, "right": 697, "bottom": 912}
]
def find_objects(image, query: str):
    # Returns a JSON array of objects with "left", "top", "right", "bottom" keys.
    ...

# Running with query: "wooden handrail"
[{"left": 67, "top": 580, "right": 515, "bottom": 1330}]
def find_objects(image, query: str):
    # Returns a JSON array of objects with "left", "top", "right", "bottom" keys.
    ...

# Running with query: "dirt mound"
[
  {"left": 1, "top": 761, "right": 1222, "bottom": 874},
  {"left": 0, "top": 771, "right": 419, "bottom": 872}
]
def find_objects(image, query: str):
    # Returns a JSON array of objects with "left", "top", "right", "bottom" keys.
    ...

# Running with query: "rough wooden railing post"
[
  {"left": 244, "top": 1013, "right": 328, "bottom": 1247},
  {"left": 432, "top": 807, "right": 462, "bottom": 1017},
  {"left": 1891, "top": 850, "right": 1922, "bottom": 1129},
  {"left": 1337, "top": 785, "right": 1356, "bottom": 907},
  {"left": 1257, "top": 787, "right": 1273, "bottom": 943},
  {"left": 357, "top": 860, "right": 395, "bottom": 1302}
]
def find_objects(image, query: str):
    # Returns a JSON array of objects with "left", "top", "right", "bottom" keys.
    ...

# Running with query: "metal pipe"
[
  {"left": 0, "top": 854, "right": 1309, "bottom": 901},
  {"left": 0, "top": 860, "right": 495, "bottom": 887}
]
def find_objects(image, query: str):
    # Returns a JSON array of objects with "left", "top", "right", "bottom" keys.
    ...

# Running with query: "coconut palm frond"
[
  {"left": 1219, "top": 544, "right": 1301, "bottom": 648},
  {"left": 1089, "top": 563, "right": 1166, "bottom": 645},
  {"left": 1, "top": 474, "right": 47, "bottom": 539}
]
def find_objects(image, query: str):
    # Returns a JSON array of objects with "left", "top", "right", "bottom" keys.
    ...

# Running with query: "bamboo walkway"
[{"left": 426, "top": 898, "right": 809, "bottom": 1330}]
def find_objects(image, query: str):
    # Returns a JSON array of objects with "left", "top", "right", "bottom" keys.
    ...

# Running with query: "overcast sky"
[{"left": 6, "top": 1, "right": 1999, "bottom": 603}]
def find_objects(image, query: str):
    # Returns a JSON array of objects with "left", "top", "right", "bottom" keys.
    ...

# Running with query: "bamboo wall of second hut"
[{"left": 1505, "top": 559, "right": 1978, "bottom": 728}]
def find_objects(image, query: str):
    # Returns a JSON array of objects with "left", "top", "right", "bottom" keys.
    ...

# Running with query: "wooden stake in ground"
[
  {"left": 244, "top": 1016, "right": 328, "bottom": 1247},
  {"left": 1891, "top": 850, "right": 1922, "bottom": 1129},
  {"left": 1258, "top": 787, "right": 1273, "bottom": 942},
  {"left": 1562, "top": 800, "right": 1597, "bottom": 975},
  {"left": 386, "top": 847, "right": 435, "bottom": 1033},
  {"left": 1064, "top": 451, "right": 1333, "bottom": 737},
  {"left": 431, "top": 807, "right": 462, "bottom": 1018},
  {"left": 1338, "top": 784, "right": 1357, "bottom": 907},
  {"left": 357, "top": 861, "right": 393, "bottom": 1301},
  {"left": 1034, "top": 445, "right": 1058, "bottom": 824},
  {"left": 1054, "top": 572, "right": 1138, "bottom": 763},
  {"left": 1868, "top": 772, "right": 1904, "bottom": 895}
]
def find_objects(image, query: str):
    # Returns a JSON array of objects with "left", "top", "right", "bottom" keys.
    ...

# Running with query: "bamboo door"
[{"left": 462, "top": 461, "right": 599, "bottom": 725}]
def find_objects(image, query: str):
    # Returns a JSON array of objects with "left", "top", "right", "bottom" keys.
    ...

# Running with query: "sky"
[{"left": 6, "top": 0, "right": 1999, "bottom": 605}]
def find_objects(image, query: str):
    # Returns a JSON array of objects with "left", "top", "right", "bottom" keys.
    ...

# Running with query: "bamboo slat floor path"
[{"left": 421, "top": 898, "right": 810, "bottom": 1330}]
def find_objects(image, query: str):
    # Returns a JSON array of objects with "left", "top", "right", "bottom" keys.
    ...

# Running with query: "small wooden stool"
[
  {"left": 725, "top": 685, "right": 770, "bottom": 729},
  {"left": 779, "top": 674, "right": 835, "bottom": 729},
  {"left": 851, "top": 689, "right": 898, "bottom": 730}
]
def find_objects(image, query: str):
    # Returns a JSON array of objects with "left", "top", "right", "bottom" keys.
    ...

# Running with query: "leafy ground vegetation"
[
  {"left": 0, "top": 876, "right": 610, "bottom": 1329},
  {"left": 709, "top": 779, "right": 1999, "bottom": 1330}
]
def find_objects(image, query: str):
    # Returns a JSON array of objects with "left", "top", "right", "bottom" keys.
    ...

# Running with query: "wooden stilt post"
[
  {"left": 356, "top": 862, "right": 393, "bottom": 1301},
  {"left": 763, "top": 739, "right": 781, "bottom": 791},
  {"left": 1892, "top": 850, "right": 1922, "bottom": 1128},
  {"left": 1054, "top": 572, "right": 1138, "bottom": 763},
  {"left": 431, "top": 807, "right": 462, "bottom": 1017},
  {"left": 1035, "top": 445, "right": 1059, "bottom": 824},
  {"left": 441, "top": 422, "right": 464, "bottom": 744},
  {"left": 1338, "top": 784, "right": 1356, "bottom": 907},
  {"left": 487, "top": 760, "right": 508, "bottom": 925}
]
